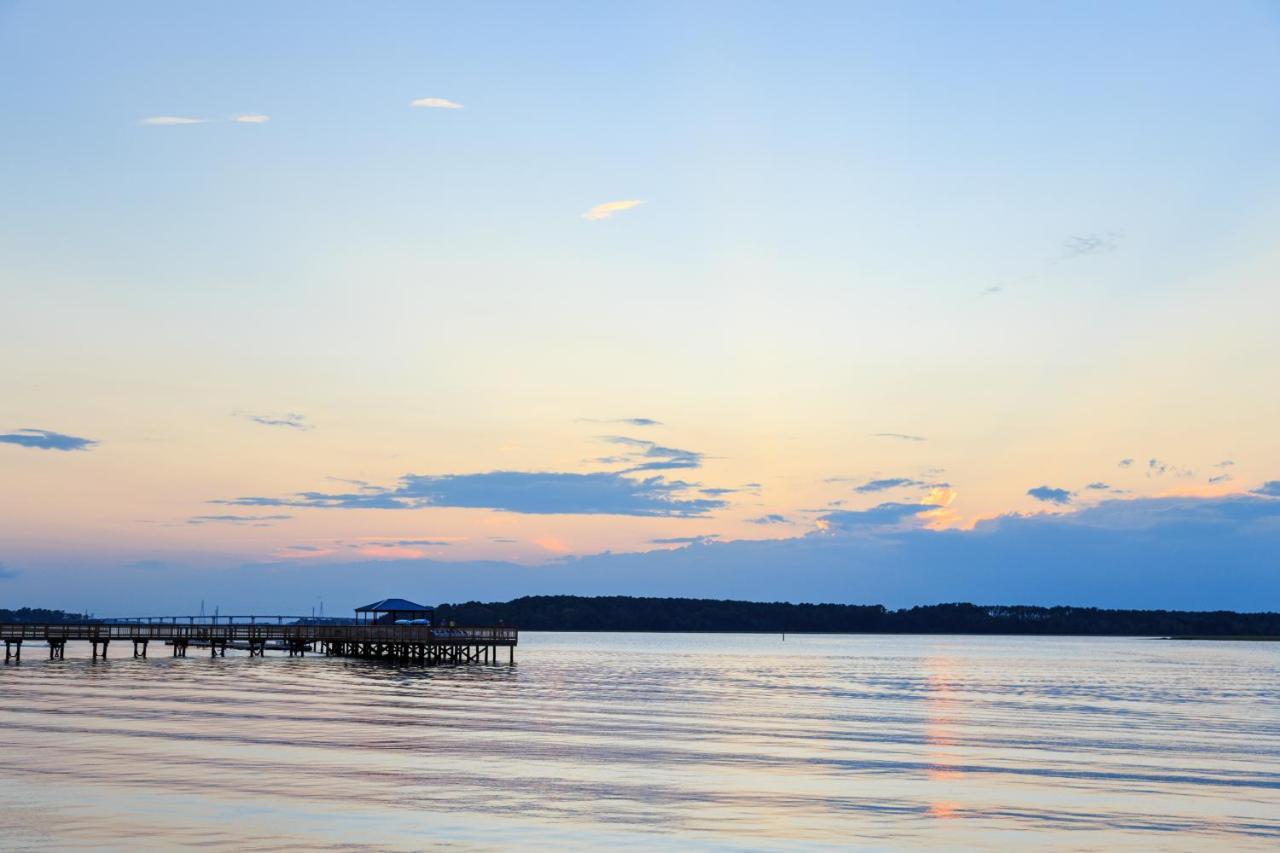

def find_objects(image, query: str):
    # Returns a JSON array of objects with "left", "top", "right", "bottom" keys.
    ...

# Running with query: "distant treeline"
[
  {"left": 434, "top": 596, "right": 1280, "bottom": 636},
  {"left": 6, "top": 597, "right": 1279, "bottom": 636},
  {"left": 0, "top": 607, "right": 92, "bottom": 624}
]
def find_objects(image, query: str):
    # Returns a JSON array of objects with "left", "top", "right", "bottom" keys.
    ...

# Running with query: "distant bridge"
[{"left": 1, "top": 619, "right": 517, "bottom": 664}]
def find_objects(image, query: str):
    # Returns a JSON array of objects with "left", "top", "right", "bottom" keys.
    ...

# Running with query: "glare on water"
[{"left": 1, "top": 633, "right": 1277, "bottom": 850}]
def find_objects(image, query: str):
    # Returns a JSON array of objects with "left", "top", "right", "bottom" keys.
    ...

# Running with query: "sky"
[{"left": 3, "top": 1, "right": 1280, "bottom": 615}]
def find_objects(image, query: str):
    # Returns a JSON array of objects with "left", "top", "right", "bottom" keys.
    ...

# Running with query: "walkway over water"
[{"left": 1, "top": 620, "right": 518, "bottom": 664}]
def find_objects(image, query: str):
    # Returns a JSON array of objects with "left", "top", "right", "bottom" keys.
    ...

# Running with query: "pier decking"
[{"left": 1, "top": 621, "right": 517, "bottom": 664}]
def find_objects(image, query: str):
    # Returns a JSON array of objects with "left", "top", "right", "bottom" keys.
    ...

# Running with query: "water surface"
[{"left": 1, "top": 633, "right": 1277, "bottom": 849}]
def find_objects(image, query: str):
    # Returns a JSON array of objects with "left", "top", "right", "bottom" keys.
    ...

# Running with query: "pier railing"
[{"left": 0, "top": 623, "right": 518, "bottom": 645}]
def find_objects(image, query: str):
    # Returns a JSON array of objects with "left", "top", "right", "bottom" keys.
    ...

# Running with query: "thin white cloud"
[
  {"left": 582, "top": 200, "right": 644, "bottom": 221},
  {"left": 1061, "top": 232, "right": 1121, "bottom": 259},
  {"left": 411, "top": 97, "right": 463, "bottom": 110},
  {"left": 234, "top": 114, "right": 270, "bottom": 124},
  {"left": 140, "top": 116, "right": 207, "bottom": 126}
]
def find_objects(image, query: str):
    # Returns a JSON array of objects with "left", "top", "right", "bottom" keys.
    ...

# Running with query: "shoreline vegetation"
[
  {"left": 1165, "top": 635, "right": 1280, "bottom": 641},
  {"left": 432, "top": 597, "right": 1280, "bottom": 638},
  {"left": 6, "top": 597, "right": 1279, "bottom": 638}
]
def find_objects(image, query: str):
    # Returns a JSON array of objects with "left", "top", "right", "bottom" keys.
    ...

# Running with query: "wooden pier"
[{"left": 1, "top": 621, "right": 517, "bottom": 665}]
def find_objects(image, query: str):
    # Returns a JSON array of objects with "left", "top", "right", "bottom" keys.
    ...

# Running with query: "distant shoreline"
[
  {"left": 9, "top": 596, "right": 1280, "bottom": 638},
  {"left": 1165, "top": 635, "right": 1280, "bottom": 641}
]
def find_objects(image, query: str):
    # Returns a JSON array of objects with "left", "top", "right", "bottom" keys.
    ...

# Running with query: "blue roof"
[{"left": 355, "top": 598, "right": 430, "bottom": 612}]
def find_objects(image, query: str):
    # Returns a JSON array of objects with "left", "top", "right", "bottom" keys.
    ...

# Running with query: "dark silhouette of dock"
[
  {"left": 2, "top": 620, "right": 517, "bottom": 663},
  {"left": 2, "top": 598, "right": 517, "bottom": 664}
]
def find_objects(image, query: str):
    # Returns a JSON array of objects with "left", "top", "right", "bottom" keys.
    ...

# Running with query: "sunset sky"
[{"left": 3, "top": 1, "right": 1280, "bottom": 614}]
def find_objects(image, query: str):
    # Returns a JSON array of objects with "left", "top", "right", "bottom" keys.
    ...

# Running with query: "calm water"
[{"left": 1, "top": 633, "right": 1277, "bottom": 850}]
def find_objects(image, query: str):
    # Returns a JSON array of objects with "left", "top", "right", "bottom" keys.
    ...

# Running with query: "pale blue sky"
[{"left": 3, "top": 1, "right": 1280, "bottom": 612}]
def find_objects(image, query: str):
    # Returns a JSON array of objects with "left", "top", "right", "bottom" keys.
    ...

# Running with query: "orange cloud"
[
  {"left": 533, "top": 535, "right": 569, "bottom": 554},
  {"left": 582, "top": 200, "right": 644, "bottom": 220},
  {"left": 351, "top": 544, "right": 427, "bottom": 559}
]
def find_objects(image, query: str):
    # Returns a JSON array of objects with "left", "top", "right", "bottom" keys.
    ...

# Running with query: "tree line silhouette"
[
  {"left": 433, "top": 596, "right": 1280, "bottom": 636},
  {"left": 5, "top": 598, "right": 1278, "bottom": 636}
]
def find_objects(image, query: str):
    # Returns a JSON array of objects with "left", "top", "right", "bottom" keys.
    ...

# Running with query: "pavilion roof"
[{"left": 354, "top": 598, "right": 431, "bottom": 613}]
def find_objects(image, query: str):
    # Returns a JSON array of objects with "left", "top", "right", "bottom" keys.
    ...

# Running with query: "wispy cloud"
[
  {"left": 577, "top": 417, "right": 662, "bottom": 427},
  {"left": 817, "top": 502, "right": 935, "bottom": 532},
  {"left": 980, "top": 231, "right": 1122, "bottom": 296},
  {"left": 188, "top": 514, "right": 292, "bottom": 525},
  {"left": 142, "top": 115, "right": 270, "bottom": 126},
  {"left": 582, "top": 200, "right": 644, "bottom": 221},
  {"left": 280, "top": 537, "right": 455, "bottom": 559},
  {"left": 357, "top": 538, "right": 452, "bottom": 548},
  {"left": 1146, "top": 458, "right": 1195, "bottom": 479},
  {"left": 218, "top": 470, "right": 726, "bottom": 517},
  {"left": 1085, "top": 482, "right": 1110, "bottom": 490},
  {"left": 1253, "top": 482, "right": 1280, "bottom": 498},
  {"left": 746, "top": 514, "right": 790, "bottom": 525},
  {"left": 1061, "top": 232, "right": 1121, "bottom": 259},
  {"left": 871, "top": 433, "right": 926, "bottom": 442},
  {"left": 244, "top": 412, "right": 312, "bottom": 431},
  {"left": 598, "top": 435, "right": 703, "bottom": 472},
  {"left": 1027, "top": 485, "right": 1072, "bottom": 505},
  {"left": 411, "top": 97, "right": 463, "bottom": 109},
  {"left": 1118, "top": 458, "right": 1134, "bottom": 468},
  {"left": 140, "top": 116, "right": 207, "bottom": 126},
  {"left": 0, "top": 428, "right": 97, "bottom": 451},
  {"left": 652, "top": 535, "right": 719, "bottom": 545},
  {"left": 853, "top": 477, "right": 949, "bottom": 494}
]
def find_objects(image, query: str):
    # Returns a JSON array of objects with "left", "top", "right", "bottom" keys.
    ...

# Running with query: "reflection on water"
[{"left": 1, "top": 633, "right": 1278, "bottom": 849}]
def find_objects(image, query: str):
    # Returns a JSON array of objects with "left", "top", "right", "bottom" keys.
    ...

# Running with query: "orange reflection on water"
[
  {"left": 924, "top": 655, "right": 963, "bottom": 781},
  {"left": 923, "top": 653, "right": 967, "bottom": 825},
  {"left": 929, "top": 801, "right": 961, "bottom": 819}
]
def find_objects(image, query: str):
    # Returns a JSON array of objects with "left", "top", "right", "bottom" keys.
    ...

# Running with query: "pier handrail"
[
  {"left": 98, "top": 615, "right": 356, "bottom": 626},
  {"left": 0, "top": 623, "right": 518, "bottom": 644}
]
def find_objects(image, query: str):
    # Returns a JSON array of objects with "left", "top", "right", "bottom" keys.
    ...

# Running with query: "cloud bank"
[
  {"left": 40, "top": 490, "right": 1280, "bottom": 614},
  {"left": 220, "top": 470, "right": 726, "bottom": 517}
]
